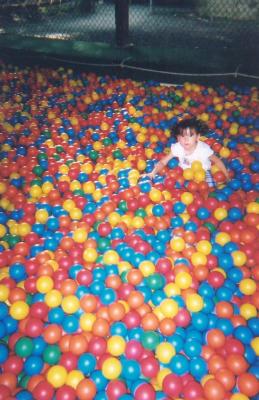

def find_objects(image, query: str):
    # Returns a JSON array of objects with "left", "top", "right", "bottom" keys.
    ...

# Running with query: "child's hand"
[{"left": 142, "top": 172, "right": 155, "bottom": 180}]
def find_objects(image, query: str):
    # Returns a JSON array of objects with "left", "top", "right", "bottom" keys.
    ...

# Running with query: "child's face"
[{"left": 177, "top": 128, "right": 199, "bottom": 152}]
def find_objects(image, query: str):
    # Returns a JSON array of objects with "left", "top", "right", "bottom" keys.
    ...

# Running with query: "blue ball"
[
  {"left": 234, "top": 326, "right": 253, "bottom": 344},
  {"left": 189, "top": 356, "right": 207, "bottom": 379},
  {"left": 170, "top": 354, "right": 189, "bottom": 375},
  {"left": 0, "top": 343, "right": 8, "bottom": 363},
  {"left": 78, "top": 353, "right": 96, "bottom": 374},
  {"left": 24, "top": 355, "right": 44, "bottom": 375}
]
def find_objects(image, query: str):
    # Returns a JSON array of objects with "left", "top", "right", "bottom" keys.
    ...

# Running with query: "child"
[{"left": 145, "top": 117, "right": 229, "bottom": 186}]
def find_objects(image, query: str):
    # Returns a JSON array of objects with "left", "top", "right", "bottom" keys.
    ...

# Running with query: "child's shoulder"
[{"left": 197, "top": 140, "right": 212, "bottom": 150}]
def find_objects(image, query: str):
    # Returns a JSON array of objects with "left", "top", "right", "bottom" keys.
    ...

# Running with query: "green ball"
[
  {"left": 135, "top": 208, "right": 146, "bottom": 217},
  {"left": 43, "top": 344, "right": 61, "bottom": 365},
  {"left": 141, "top": 331, "right": 160, "bottom": 351},
  {"left": 97, "top": 238, "right": 111, "bottom": 252},
  {"left": 33, "top": 165, "right": 44, "bottom": 176},
  {"left": 118, "top": 200, "right": 127, "bottom": 212},
  {"left": 15, "top": 337, "right": 34, "bottom": 358},
  {"left": 102, "top": 138, "right": 112, "bottom": 146},
  {"left": 203, "top": 222, "right": 216, "bottom": 233},
  {"left": 145, "top": 273, "right": 165, "bottom": 290},
  {"left": 89, "top": 150, "right": 99, "bottom": 161}
]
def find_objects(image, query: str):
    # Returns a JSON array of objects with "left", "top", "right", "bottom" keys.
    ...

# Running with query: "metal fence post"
[{"left": 115, "top": 0, "right": 130, "bottom": 47}]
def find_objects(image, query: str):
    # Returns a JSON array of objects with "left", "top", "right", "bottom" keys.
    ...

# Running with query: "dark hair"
[{"left": 173, "top": 117, "right": 207, "bottom": 137}]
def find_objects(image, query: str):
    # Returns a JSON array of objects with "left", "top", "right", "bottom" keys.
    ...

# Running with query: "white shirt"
[{"left": 171, "top": 140, "right": 214, "bottom": 171}]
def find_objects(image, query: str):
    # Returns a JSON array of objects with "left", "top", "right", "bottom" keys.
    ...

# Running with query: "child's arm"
[
  {"left": 146, "top": 153, "right": 174, "bottom": 179},
  {"left": 209, "top": 154, "right": 230, "bottom": 180}
]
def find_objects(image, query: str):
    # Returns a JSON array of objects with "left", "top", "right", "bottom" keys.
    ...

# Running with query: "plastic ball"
[
  {"left": 186, "top": 293, "right": 204, "bottom": 312},
  {"left": 10, "top": 301, "right": 29, "bottom": 320},
  {"left": 102, "top": 357, "right": 122, "bottom": 380},
  {"left": 46, "top": 365, "right": 68, "bottom": 388}
]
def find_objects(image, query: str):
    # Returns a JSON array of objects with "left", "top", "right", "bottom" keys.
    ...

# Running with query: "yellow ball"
[
  {"left": 250, "top": 337, "right": 259, "bottom": 356},
  {"left": 103, "top": 250, "right": 120, "bottom": 265},
  {"left": 102, "top": 357, "right": 122, "bottom": 380},
  {"left": 246, "top": 201, "right": 259, "bottom": 214},
  {"left": 191, "top": 252, "right": 207, "bottom": 266},
  {"left": 214, "top": 207, "right": 228, "bottom": 221},
  {"left": 0, "top": 182, "right": 7, "bottom": 194},
  {"left": 186, "top": 293, "right": 204, "bottom": 312},
  {"left": 170, "top": 237, "right": 185, "bottom": 252},
  {"left": 156, "top": 342, "right": 175, "bottom": 364},
  {"left": 230, "top": 394, "right": 249, "bottom": 400},
  {"left": 83, "top": 248, "right": 98, "bottom": 263},
  {"left": 175, "top": 271, "right": 192, "bottom": 290},
  {"left": 240, "top": 303, "right": 257, "bottom": 320},
  {"left": 181, "top": 192, "right": 194, "bottom": 205},
  {"left": 215, "top": 232, "right": 231, "bottom": 245},
  {"left": 18, "top": 222, "right": 31, "bottom": 237},
  {"left": 194, "top": 170, "right": 206, "bottom": 183},
  {"left": 70, "top": 180, "right": 81, "bottom": 192},
  {"left": 45, "top": 289, "right": 62, "bottom": 308},
  {"left": 30, "top": 185, "right": 42, "bottom": 198},
  {"left": 196, "top": 240, "right": 212, "bottom": 255},
  {"left": 0, "top": 224, "right": 7, "bottom": 238},
  {"left": 36, "top": 276, "right": 54, "bottom": 294},
  {"left": 0, "top": 284, "right": 9, "bottom": 301},
  {"left": 219, "top": 147, "right": 230, "bottom": 158},
  {"left": 63, "top": 199, "right": 76, "bottom": 212},
  {"left": 183, "top": 168, "right": 194, "bottom": 180},
  {"left": 47, "top": 365, "right": 68, "bottom": 388},
  {"left": 69, "top": 208, "right": 83, "bottom": 220},
  {"left": 107, "top": 336, "right": 126, "bottom": 356},
  {"left": 239, "top": 278, "right": 256, "bottom": 295},
  {"left": 61, "top": 295, "right": 80, "bottom": 314},
  {"left": 191, "top": 160, "right": 203, "bottom": 172},
  {"left": 164, "top": 283, "right": 181, "bottom": 297},
  {"left": 132, "top": 216, "right": 144, "bottom": 229},
  {"left": 82, "top": 181, "right": 96, "bottom": 194},
  {"left": 42, "top": 182, "right": 54, "bottom": 194},
  {"left": 108, "top": 212, "right": 121, "bottom": 226},
  {"left": 139, "top": 260, "right": 155, "bottom": 277},
  {"left": 35, "top": 209, "right": 49, "bottom": 223},
  {"left": 73, "top": 228, "right": 88, "bottom": 243},
  {"left": 80, "top": 313, "right": 96, "bottom": 331},
  {"left": 10, "top": 301, "right": 29, "bottom": 320},
  {"left": 149, "top": 188, "right": 162, "bottom": 203},
  {"left": 231, "top": 250, "right": 247, "bottom": 267},
  {"left": 160, "top": 299, "right": 179, "bottom": 317},
  {"left": 66, "top": 370, "right": 84, "bottom": 389}
]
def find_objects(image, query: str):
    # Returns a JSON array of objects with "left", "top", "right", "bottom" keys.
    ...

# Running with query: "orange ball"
[
  {"left": 92, "top": 318, "right": 110, "bottom": 337},
  {"left": 127, "top": 291, "right": 144, "bottom": 309},
  {"left": 108, "top": 302, "right": 126, "bottom": 321},
  {"left": 8, "top": 288, "right": 26, "bottom": 303},
  {"left": 60, "top": 279, "right": 78, "bottom": 295},
  {"left": 237, "top": 372, "right": 259, "bottom": 397},
  {"left": 69, "top": 334, "right": 88, "bottom": 356},
  {"left": 159, "top": 318, "right": 176, "bottom": 336},
  {"left": 0, "top": 372, "right": 17, "bottom": 392},
  {"left": 76, "top": 378, "right": 97, "bottom": 400},
  {"left": 203, "top": 378, "right": 226, "bottom": 400},
  {"left": 215, "top": 301, "right": 234, "bottom": 319},
  {"left": 206, "top": 329, "right": 226, "bottom": 349},
  {"left": 226, "top": 354, "right": 249, "bottom": 375},
  {"left": 127, "top": 269, "right": 143, "bottom": 285},
  {"left": 141, "top": 312, "right": 159, "bottom": 331},
  {"left": 208, "top": 354, "right": 226, "bottom": 374},
  {"left": 215, "top": 369, "right": 235, "bottom": 391},
  {"left": 80, "top": 294, "right": 98, "bottom": 313},
  {"left": 43, "top": 324, "right": 62, "bottom": 344}
]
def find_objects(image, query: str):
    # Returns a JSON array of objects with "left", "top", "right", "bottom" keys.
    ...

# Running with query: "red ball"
[
  {"left": 134, "top": 383, "right": 156, "bottom": 400},
  {"left": 32, "top": 381, "right": 55, "bottom": 400},
  {"left": 203, "top": 379, "right": 226, "bottom": 400},
  {"left": 106, "top": 380, "right": 127, "bottom": 400},
  {"left": 162, "top": 373, "right": 183, "bottom": 398},
  {"left": 56, "top": 385, "right": 76, "bottom": 400}
]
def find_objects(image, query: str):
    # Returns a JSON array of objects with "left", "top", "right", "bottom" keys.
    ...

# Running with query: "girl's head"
[{"left": 173, "top": 117, "right": 206, "bottom": 151}]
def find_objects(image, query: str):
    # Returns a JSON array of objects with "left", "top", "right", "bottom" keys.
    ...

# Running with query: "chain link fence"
[{"left": 0, "top": 1, "right": 258, "bottom": 75}]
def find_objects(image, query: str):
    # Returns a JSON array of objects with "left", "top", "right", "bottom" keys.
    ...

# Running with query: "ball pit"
[{"left": 0, "top": 62, "right": 258, "bottom": 399}]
